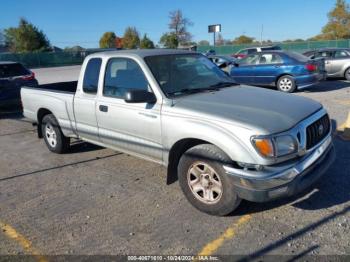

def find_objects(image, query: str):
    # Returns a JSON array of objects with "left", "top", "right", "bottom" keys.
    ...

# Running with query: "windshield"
[{"left": 144, "top": 54, "right": 236, "bottom": 97}]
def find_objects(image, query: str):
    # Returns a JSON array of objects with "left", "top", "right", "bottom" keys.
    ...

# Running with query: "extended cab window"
[
  {"left": 103, "top": 58, "right": 149, "bottom": 98},
  {"left": 83, "top": 58, "right": 102, "bottom": 94}
]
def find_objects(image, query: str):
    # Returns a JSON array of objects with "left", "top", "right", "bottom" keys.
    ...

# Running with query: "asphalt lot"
[{"left": 0, "top": 66, "right": 349, "bottom": 259}]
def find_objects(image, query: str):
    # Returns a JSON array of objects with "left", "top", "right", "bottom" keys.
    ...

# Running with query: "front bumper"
[{"left": 224, "top": 135, "right": 335, "bottom": 202}]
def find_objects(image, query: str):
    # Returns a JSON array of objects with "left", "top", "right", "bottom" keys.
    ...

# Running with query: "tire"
[
  {"left": 178, "top": 144, "right": 241, "bottom": 216},
  {"left": 277, "top": 75, "right": 296, "bottom": 93},
  {"left": 344, "top": 68, "right": 350, "bottom": 81},
  {"left": 41, "top": 114, "right": 70, "bottom": 153}
]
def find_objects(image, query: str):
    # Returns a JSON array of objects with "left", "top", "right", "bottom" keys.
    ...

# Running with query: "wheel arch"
[
  {"left": 166, "top": 138, "right": 208, "bottom": 184},
  {"left": 37, "top": 108, "right": 54, "bottom": 138}
]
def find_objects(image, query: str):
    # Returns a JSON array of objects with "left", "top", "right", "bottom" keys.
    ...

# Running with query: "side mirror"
[{"left": 124, "top": 89, "right": 157, "bottom": 103}]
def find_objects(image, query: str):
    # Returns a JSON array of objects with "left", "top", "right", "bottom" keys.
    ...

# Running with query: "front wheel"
[
  {"left": 178, "top": 144, "right": 241, "bottom": 216},
  {"left": 277, "top": 75, "right": 296, "bottom": 93},
  {"left": 41, "top": 114, "right": 70, "bottom": 154}
]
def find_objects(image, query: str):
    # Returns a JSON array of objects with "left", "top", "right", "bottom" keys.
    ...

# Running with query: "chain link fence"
[
  {"left": 1, "top": 39, "right": 350, "bottom": 68},
  {"left": 197, "top": 39, "right": 350, "bottom": 55}
]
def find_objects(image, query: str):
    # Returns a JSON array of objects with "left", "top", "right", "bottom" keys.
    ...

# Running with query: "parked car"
[
  {"left": 203, "top": 49, "right": 216, "bottom": 56},
  {"left": 208, "top": 55, "right": 237, "bottom": 73},
  {"left": 303, "top": 48, "right": 350, "bottom": 80},
  {"left": 232, "top": 45, "right": 281, "bottom": 59},
  {"left": 230, "top": 51, "right": 326, "bottom": 93},
  {"left": 0, "top": 61, "right": 38, "bottom": 107},
  {"left": 21, "top": 49, "right": 334, "bottom": 216}
]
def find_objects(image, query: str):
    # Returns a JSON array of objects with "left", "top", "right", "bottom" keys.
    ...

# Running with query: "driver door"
[
  {"left": 230, "top": 53, "right": 259, "bottom": 84},
  {"left": 96, "top": 57, "right": 162, "bottom": 162}
]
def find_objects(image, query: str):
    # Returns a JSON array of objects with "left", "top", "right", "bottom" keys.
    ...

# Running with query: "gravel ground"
[{"left": 0, "top": 66, "right": 349, "bottom": 260}]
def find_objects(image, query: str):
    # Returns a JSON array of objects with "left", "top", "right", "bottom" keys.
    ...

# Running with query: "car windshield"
[
  {"left": 0, "top": 63, "right": 29, "bottom": 78},
  {"left": 144, "top": 54, "right": 237, "bottom": 97}
]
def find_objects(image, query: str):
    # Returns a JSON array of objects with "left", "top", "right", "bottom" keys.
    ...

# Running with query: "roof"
[
  {"left": 311, "top": 47, "right": 350, "bottom": 52},
  {"left": 88, "top": 49, "right": 197, "bottom": 59}
]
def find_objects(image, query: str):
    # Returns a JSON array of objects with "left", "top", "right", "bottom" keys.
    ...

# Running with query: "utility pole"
[{"left": 260, "top": 24, "right": 264, "bottom": 45}]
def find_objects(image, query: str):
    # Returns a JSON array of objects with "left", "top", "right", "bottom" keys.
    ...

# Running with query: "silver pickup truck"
[{"left": 21, "top": 49, "right": 335, "bottom": 216}]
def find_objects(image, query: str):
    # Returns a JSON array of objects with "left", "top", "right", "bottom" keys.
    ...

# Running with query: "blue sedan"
[{"left": 230, "top": 51, "right": 326, "bottom": 93}]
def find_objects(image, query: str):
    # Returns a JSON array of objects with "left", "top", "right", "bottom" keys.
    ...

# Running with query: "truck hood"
[{"left": 170, "top": 85, "right": 322, "bottom": 134}]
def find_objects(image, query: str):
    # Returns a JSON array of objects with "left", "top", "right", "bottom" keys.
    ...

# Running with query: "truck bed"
[
  {"left": 37, "top": 81, "right": 78, "bottom": 93},
  {"left": 21, "top": 82, "right": 78, "bottom": 138}
]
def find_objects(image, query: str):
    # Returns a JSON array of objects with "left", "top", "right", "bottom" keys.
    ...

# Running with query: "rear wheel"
[
  {"left": 41, "top": 114, "right": 70, "bottom": 153},
  {"left": 277, "top": 75, "right": 296, "bottom": 93},
  {"left": 178, "top": 144, "right": 241, "bottom": 216},
  {"left": 344, "top": 68, "right": 350, "bottom": 81}
]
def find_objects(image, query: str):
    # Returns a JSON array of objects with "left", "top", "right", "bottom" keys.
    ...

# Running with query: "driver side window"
[{"left": 103, "top": 58, "right": 149, "bottom": 98}]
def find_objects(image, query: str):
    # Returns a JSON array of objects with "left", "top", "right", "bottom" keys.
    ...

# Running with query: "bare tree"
[{"left": 168, "top": 9, "right": 193, "bottom": 44}]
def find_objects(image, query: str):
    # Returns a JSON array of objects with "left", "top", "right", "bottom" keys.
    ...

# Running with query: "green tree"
[
  {"left": 4, "top": 18, "right": 50, "bottom": 52},
  {"left": 99, "top": 32, "right": 116, "bottom": 48},
  {"left": 322, "top": 0, "right": 350, "bottom": 39},
  {"left": 233, "top": 35, "right": 255, "bottom": 44},
  {"left": 198, "top": 40, "right": 210, "bottom": 46},
  {"left": 0, "top": 30, "right": 5, "bottom": 46},
  {"left": 140, "top": 34, "right": 154, "bottom": 49},
  {"left": 159, "top": 32, "right": 178, "bottom": 48},
  {"left": 122, "top": 27, "right": 140, "bottom": 49}
]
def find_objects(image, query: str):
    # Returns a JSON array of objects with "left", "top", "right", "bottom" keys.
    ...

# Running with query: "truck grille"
[{"left": 306, "top": 114, "right": 330, "bottom": 150}]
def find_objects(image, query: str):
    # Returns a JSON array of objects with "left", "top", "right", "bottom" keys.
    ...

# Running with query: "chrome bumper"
[{"left": 223, "top": 135, "right": 335, "bottom": 201}]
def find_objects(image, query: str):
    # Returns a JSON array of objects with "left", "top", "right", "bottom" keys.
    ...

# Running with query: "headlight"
[
  {"left": 252, "top": 135, "right": 298, "bottom": 158},
  {"left": 274, "top": 135, "right": 298, "bottom": 156}
]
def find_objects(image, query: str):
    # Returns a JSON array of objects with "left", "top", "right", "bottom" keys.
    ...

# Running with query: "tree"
[
  {"left": 310, "top": 0, "right": 350, "bottom": 40},
  {"left": 233, "top": 35, "right": 255, "bottom": 45},
  {"left": 4, "top": 18, "right": 50, "bottom": 52},
  {"left": 99, "top": 32, "right": 116, "bottom": 48},
  {"left": 159, "top": 32, "right": 178, "bottom": 48},
  {"left": 122, "top": 27, "right": 140, "bottom": 49},
  {"left": 322, "top": 0, "right": 350, "bottom": 39},
  {"left": 198, "top": 40, "right": 210, "bottom": 46},
  {"left": 168, "top": 9, "right": 193, "bottom": 44},
  {"left": 0, "top": 30, "right": 5, "bottom": 46},
  {"left": 140, "top": 34, "right": 154, "bottom": 49}
]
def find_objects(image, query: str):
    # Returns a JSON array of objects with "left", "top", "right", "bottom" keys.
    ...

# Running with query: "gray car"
[
  {"left": 303, "top": 48, "right": 350, "bottom": 80},
  {"left": 21, "top": 49, "right": 335, "bottom": 216}
]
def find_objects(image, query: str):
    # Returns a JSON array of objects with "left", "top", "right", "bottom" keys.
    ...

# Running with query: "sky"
[{"left": 1, "top": 0, "right": 338, "bottom": 48}]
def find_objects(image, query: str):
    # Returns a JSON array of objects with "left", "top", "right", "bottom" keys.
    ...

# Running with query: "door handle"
[{"left": 99, "top": 105, "right": 108, "bottom": 112}]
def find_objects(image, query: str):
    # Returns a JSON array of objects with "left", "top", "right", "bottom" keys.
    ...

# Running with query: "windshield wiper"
[
  {"left": 168, "top": 87, "right": 220, "bottom": 96},
  {"left": 209, "top": 81, "right": 238, "bottom": 89}
]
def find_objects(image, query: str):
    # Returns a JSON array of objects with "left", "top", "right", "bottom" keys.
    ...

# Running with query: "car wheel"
[
  {"left": 277, "top": 75, "right": 296, "bottom": 93},
  {"left": 344, "top": 68, "right": 350, "bottom": 81},
  {"left": 178, "top": 144, "right": 241, "bottom": 216},
  {"left": 41, "top": 114, "right": 70, "bottom": 153}
]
